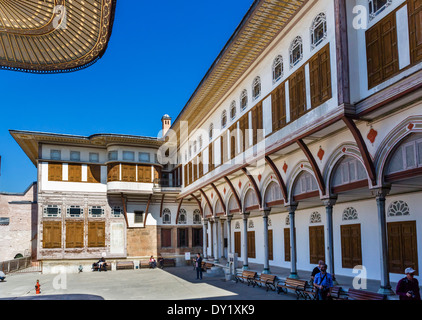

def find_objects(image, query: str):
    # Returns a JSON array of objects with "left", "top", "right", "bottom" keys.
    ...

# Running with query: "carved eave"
[{"left": 0, "top": 0, "right": 116, "bottom": 73}]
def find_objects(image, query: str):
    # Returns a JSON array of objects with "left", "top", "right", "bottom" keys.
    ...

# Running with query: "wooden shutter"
[
  {"left": 87, "top": 165, "right": 101, "bottom": 183},
  {"left": 309, "top": 226, "right": 325, "bottom": 264},
  {"left": 247, "top": 231, "right": 256, "bottom": 258},
  {"left": 289, "top": 66, "right": 306, "bottom": 122},
  {"left": 388, "top": 221, "right": 419, "bottom": 275},
  {"left": 43, "top": 221, "right": 61, "bottom": 249},
  {"left": 252, "top": 102, "right": 263, "bottom": 146},
  {"left": 284, "top": 228, "right": 290, "bottom": 262},
  {"left": 184, "top": 164, "right": 189, "bottom": 186},
  {"left": 88, "top": 221, "right": 105, "bottom": 248},
  {"left": 68, "top": 164, "right": 82, "bottom": 182},
  {"left": 208, "top": 143, "right": 214, "bottom": 172},
  {"left": 154, "top": 166, "right": 161, "bottom": 182},
  {"left": 177, "top": 228, "right": 188, "bottom": 247},
  {"left": 107, "top": 164, "right": 120, "bottom": 182},
  {"left": 161, "top": 228, "right": 172, "bottom": 248},
  {"left": 271, "top": 84, "right": 286, "bottom": 132},
  {"left": 121, "top": 164, "right": 136, "bottom": 182},
  {"left": 138, "top": 165, "right": 151, "bottom": 183},
  {"left": 229, "top": 123, "right": 237, "bottom": 160},
  {"left": 48, "top": 163, "right": 62, "bottom": 181},
  {"left": 198, "top": 153, "right": 203, "bottom": 178},
  {"left": 268, "top": 229, "right": 273, "bottom": 261},
  {"left": 234, "top": 231, "right": 241, "bottom": 258},
  {"left": 409, "top": 0, "right": 422, "bottom": 63},
  {"left": 366, "top": 11, "right": 399, "bottom": 88},
  {"left": 341, "top": 224, "right": 362, "bottom": 269},
  {"left": 66, "top": 221, "right": 84, "bottom": 248},
  {"left": 193, "top": 158, "right": 198, "bottom": 182},
  {"left": 238, "top": 113, "right": 248, "bottom": 154},
  {"left": 309, "top": 44, "right": 332, "bottom": 108}
]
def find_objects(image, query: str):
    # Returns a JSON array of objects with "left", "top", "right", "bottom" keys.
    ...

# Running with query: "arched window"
[
  {"left": 332, "top": 156, "right": 367, "bottom": 187},
  {"left": 310, "top": 13, "right": 327, "bottom": 50},
  {"left": 252, "top": 76, "right": 261, "bottom": 100},
  {"left": 240, "top": 89, "right": 248, "bottom": 110},
  {"left": 293, "top": 171, "right": 318, "bottom": 195},
  {"left": 209, "top": 123, "right": 214, "bottom": 141},
  {"left": 369, "top": 0, "right": 392, "bottom": 20},
  {"left": 289, "top": 36, "right": 303, "bottom": 68},
  {"left": 193, "top": 140, "right": 197, "bottom": 153},
  {"left": 386, "top": 134, "right": 422, "bottom": 175},
  {"left": 163, "top": 208, "right": 171, "bottom": 224},
  {"left": 388, "top": 201, "right": 410, "bottom": 217},
  {"left": 221, "top": 110, "right": 227, "bottom": 128},
  {"left": 198, "top": 135, "right": 203, "bottom": 150},
  {"left": 264, "top": 181, "right": 282, "bottom": 207},
  {"left": 230, "top": 101, "right": 237, "bottom": 120},
  {"left": 178, "top": 209, "right": 187, "bottom": 224},
  {"left": 342, "top": 207, "right": 358, "bottom": 221},
  {"left": 193, "top": 209, "right": 202, "bottom": 224},
  {"left": 272, "top": 55, "right": 284, "bottom": 83}
]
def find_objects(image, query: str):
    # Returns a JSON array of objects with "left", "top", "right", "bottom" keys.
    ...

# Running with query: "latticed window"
[
  {"left": 342, "top": 207, "right": 358, "bottom": 221},
  {"left": 387, "top": 201, "right": 410, "bottom": 217},
  {"left": 310, "top": 13, "right": 327, "bottom": 50},
  {"left": 252, "top": 77, "right": 261, "bottom": 100},
  {"left": 221, "top": 110, "right": 227, "bottom": 128},
  {"left": 193, "top": 209, "right": 201, "bottom": 225},
  {"left": 112, "top": 207, "right": 122, "bottom": 217},
  {"left": 67, "top": 205, "right": 83, "bottom": 218},
  {"left": 272, "top": 55, "right": 283, "bottom": 83},
  {"left": 43, "top": 205, "right": 61, "bottom": 217},
  {"left": 163, "top": 208, "right": 171, "bottom": 224},
  {"left": 368, "top": 0, "right": 392, "bottom": 20},
  {"left": 209, "top": 123, "right": 214, "bottom": 141},
  {"left": 230, "top": 101, "right": 237, "bottom": 120},
  {"left": 310, "top": 212, "right": 322, "bottom": 224},
  {"left": 387, "top": 135, "right": 422, "bottom": 174},
  {"left": 89, "top": 206, "right": 104, "bottom": 217},
  {"left": 178, "top": 209, "right": 187, "bottom": 224},
  {"left": 240, "top": 89, "right": 248, "bottom": 110},
  {"left": 290, "top": 36, "right": 303, "bottom": 68}
]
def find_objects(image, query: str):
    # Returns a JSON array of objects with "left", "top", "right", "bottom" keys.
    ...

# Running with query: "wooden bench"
[
  {"left": 235, "top": 270, "right": 257, "bottom": 286},
  {"left": 116, "top": 261, "right": 134, "bottom": 270},
  {"left": 202, "top": 262, "right": 214, "bottom": 271},
  {"left": 139, "top": 260, "right": 154, "bottom": 269},
  {"left": 92, "top": 262, "right": 111, "bottom": 272},
  {"left": 277, "top": 278, "right": 309, "bottom": 299},
  {"left": 346, "top": 288, "right": 387, "bottom": 300},
  {"left": 330, "top": 286, "right": 347, "bottom": 300},
  {"left": 253, "top": 274, "right": 277, "bottom": 291}
]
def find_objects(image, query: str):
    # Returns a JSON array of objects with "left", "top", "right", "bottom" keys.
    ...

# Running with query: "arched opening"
[
  {"left": 264, "top": 181, "right": 283, "bottom": 208},
  {"left": 244, "top": 188, "right": 259, "bottom": 212}
]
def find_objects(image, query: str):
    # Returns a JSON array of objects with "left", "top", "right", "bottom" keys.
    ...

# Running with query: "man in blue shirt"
[{"left": 313, "top": 264, "right": 333, "bottom": 300}]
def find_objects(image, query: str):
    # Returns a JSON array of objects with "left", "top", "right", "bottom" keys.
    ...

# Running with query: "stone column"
[
  {"left": 213, "top": 217, "right": 219, "bottom": 263},
  {"left": 227, "top": 215, "right": 233, "bottom": 257},
  {"left": 323, "top": 197, "right": 337, "bottom": 284},
  {"left": 209, "top": 219, "right": 214, "bottom": 260},
  {"left": 202, "top": 219, "right": 208, "bottom": 259},
  {"left": 374, "top": 187, "right": 394, "bottom": 295},
  {"left": 242, "top": 213, "right": 250, "bottom": 270},
  {"left": 287, "top": 204, "right": 298, "bottom": 279},
  {"left": 262, "top": 209, "right": 271, "bottom": 274},
  {"left": 220, "top": 218, "right": 225, "bottom": 259}
]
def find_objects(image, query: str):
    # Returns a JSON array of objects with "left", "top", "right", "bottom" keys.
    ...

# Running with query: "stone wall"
[{"left": 127, "top": 226, "right": 158, "bottom": 257}]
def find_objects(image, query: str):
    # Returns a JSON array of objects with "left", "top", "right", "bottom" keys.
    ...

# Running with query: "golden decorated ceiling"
[{"left": 0, "top": 0, "right": 116, "bottom": 73}]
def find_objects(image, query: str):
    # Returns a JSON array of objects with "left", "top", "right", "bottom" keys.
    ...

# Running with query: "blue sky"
[{"left": 0, "top": 0, "right": 254, "bottom": 193}]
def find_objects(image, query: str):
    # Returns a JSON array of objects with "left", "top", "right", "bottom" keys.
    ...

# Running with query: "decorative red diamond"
[
  {"left": 408, "top": 123, "right": 414, "bottom": 131},
  {"left": 238, "top": 181, "right": 242, "bottom": 189},
  {"left": 367, "top": 128, "right": 378, "bottom": 144},
  {"left": 211, "top": 193, "right": 213, "bottom": 199},
  {"left": 300, "top": 164, "right": 304, "bottom": 169},
  {"left": 223, "top": 188, "right": 226, "bottom": 194},
  {"left": 342, "top": 147, "right": 347, "bottom": 153},
  {"left": 317, "top": 147, "right": 325, "bottom": 161},
  {"left": 258, "top": 174, "right": 262, "bottom": 182},
  {"left": 283, "top": 162, "right": 288, "bottom": 173}
]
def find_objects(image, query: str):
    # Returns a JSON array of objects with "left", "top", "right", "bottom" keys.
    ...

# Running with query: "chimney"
[{"left": 161, "top": 114, "right": 171, "bottom": 137}]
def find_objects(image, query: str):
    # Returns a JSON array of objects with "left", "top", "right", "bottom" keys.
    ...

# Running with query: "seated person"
[
  {"left": 149, "top": 256, "right": 157, "bottom": 269},
  {"left": 158, "top": 255, "right": 164, "bottom": 269}
]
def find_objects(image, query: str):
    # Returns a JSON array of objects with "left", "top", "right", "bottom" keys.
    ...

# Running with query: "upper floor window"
[
  {"left": 209, "top": 123, "right": 214, "bottom": 141},
  {"left": 50, "top": 149, "right": 61, "bottom": 160},
  {"left": 67, "top": 205, "right": 83, "bottom": 218},
  {"left": 369, "top": 0, "right": 392, "bottom": 20},
  {"left": 193, "top": 209, "right": 201, "bottom": 224},
  {"left": 178, "top": 209, "right": 187, "bottom": 224},
  {"left": 43, "top": 205, "right": 61, "bottom": 217},
  {"left": 198, "top": 135, "right": 203, "bottom": 150},
  {"left": 89, "top": 206, "right": 104, "bottom": 218},
  {"left": 252, "top": 76, "right": 261, "bottom": 100},
  {"left": 193, "top": 140, "right": 197, "bottom": 153},
  {"left": 123, "top": 151, "right": 135, "bottom": 161},
  {"left": 221, "top": 110, "right": 227, "bottom": 128},
  {"left": 387, "top": 135, "right": 422, "bottom": 174},
  {"left": 272, "top": 55, "right": 284, "bottom": 83},
  {"left": 89, "top": 153, "right": 99, "bottom": 163},
  {"left": 290, "top": 36, "right": 303, "bottom": 68},
  {"left": 108, "top": 151, "right": 118, "bottom": 161},
  {"left": 230, "top": 101, "right": 237, "bottom": 120},
  {"left": 139, "top": 152, "right": 150, "bottom": 163},
  {"left": 112, "top": 206, "right": 122, "bottom": 217},
  {"left": 240, "top": 89, "right": 248, "bottom": 110},
  {"left": 0, "top": 217, "right": 10, "bottom": 226},
  {"left": 163, "top": 208, "right": 171, "bottom": 224},
  {"left": 70, "top": 151, "right": 81, "bottom": 162},
  {"left": 310, "top": 13, "right": 327, "bottom": 50}
]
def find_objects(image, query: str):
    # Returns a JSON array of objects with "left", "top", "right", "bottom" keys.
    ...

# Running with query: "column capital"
[
  {"left": 372, "top": 186, "right": 391, "bottom": 200},
  {"left": 322, "top": 197, "right": 337, "bottom": 207},
  {"left": 241, "top": 212, "right": 250, "bottom": 219},
  {"left": 226, "top": 214, "right": 233, "bottom": 222},
  {"left": 285, "top": 203, "right": 298, "bottom": 213},
  {"left": 261, "top": 207, "right": 271, "bottom": 217}
]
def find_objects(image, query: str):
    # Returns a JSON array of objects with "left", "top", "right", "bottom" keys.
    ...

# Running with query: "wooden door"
[
  {"left": 247, "top": 231, "right": 256, "bottom": 258},
  {"left": 161, "top": 228, "right": 172, "bottom": 248},
  {"left": 268, "top": 229, "right": 273, "bottom": 261},
  {"left": 388, "top": 221, "right": 419, "bottom": 275},
  {"left": 234, "top": 231, "right": 241, "bottom": 258},
  {"left": 284, "top": 228, "right": 290, "bottom": 262},
  {"left": 341, "top": 224, "right": 362, "bottom": 268},
  {"left": 309, "top": 226, "right": 325, "bottom": 264}
]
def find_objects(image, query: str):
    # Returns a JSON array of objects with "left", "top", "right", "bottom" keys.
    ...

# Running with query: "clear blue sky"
[{"left": 0, "top": 0, "right": 254, "bottom": 193}]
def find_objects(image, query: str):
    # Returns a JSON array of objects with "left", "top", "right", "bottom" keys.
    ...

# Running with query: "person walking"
[
  {"left": 195, "top": 253, "right": 203, "bottom": 280},
  {"left": 313, "top": 263, "right": 333, "bottom": 300},
  {"left": 396, "top": 267, "right": 421, "bottom": 300}
]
